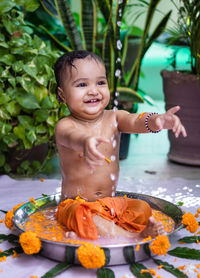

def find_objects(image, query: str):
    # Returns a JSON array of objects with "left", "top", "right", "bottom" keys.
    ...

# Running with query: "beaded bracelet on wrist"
[{"left": 145, "top": 112, "right": 161, "bottom": 133}]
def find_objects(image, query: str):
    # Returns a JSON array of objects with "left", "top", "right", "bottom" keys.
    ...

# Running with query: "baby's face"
[{"left": 59, "top": 57, "right": 110, "bottom": 121}]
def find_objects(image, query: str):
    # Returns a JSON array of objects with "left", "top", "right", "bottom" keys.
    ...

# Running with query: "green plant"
[
  {"left": 28, "top": 0, "right": 171, "bottom": 110},
  {"left": 166, "top": 0, "right": 200, "bottom": 75},
  {"left": 0, "top": 4, "right": 69, "bottom": 176}
]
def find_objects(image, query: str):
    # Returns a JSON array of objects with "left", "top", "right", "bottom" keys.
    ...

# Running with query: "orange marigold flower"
[
  {"left": 29, "top": 198, "right": 37, "bottom": 204},
  {"left": 136, "top": 243, "right": 140, "bottom": 251},
  {"left": 149, "top": 235, "right": 170, "bottom": 256},
  {"left": 177, "top": 265, "right": 186, "bottom": 270},
  {"left": 158, "top": 265, "right": 164, "bottom": 269},
  {"left": 0, "top": 256, "right": 6, "bottom": 262},
  {"left": 140, "top": 269, "right": 149, "bottom": 274},
  {"left": 0, "top": 219, "right": 4, "bottom": 223},
  {"left": 13, "top": 203, "right": 25, "bottom": 213},
  {"left": 5, "top": 210, "right": 14, "bottom": 229},
  {"left": 149, "top": 268, "right": 157, "bottom": 275},
  {"left": 40, "top": 178, "right": 45, "bottom": 182},
  {"left": 30, "top": 276, "right": 38, "bottom": 278},
  {"left": 12, "top": 250, "right": 19, "bottom": 258},
  {"left": 19, "top": 231, "right": 41, "bottom": 255},
  {"left": 198, "top": 274, "right": 200, "bottom": 278},
  {"left": 182, "top": 212, "right": 199, "bottom": 233},
  {"left": 77, "top": 243, "right": 105, "bottom": 269},
  {"left": 142, "top": 236, "right": 152, "bottom": 242}
]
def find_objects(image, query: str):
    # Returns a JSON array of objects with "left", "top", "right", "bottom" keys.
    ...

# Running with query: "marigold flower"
[
  {"left": 5, "top": 210, "right": 14, "bottom": 229},
  {"left": 149, "top": 235, "right": 170, "bottom": 256},
  {"left": 77, "top": 243, "right": 105, "bottom": 269},
  {"left": 19, "top": 231, "right": 41, "bottom": 255},
  {"left": 12, "top": 250, "right": 20, "bottom": 258},
  {"left": 0, "top": 256, "right": 6, "bottom": 262},
  {"left": 136, "top": 243, "right": 140, "bottom": 251},
  {"left": 13, "top": 203, "right": 25, "bottom": 213},
  {"left": 182, "top": 212, "right": 199, "bottom": 233},
  {"left": 0, "top": 219, "right": 4, "bottom": 223},
  {"left": 40, "top": 178, "right": 45, "bottom": 182},
  {"left": 29, "top": 198, "right": 37, "bottom": 204}
]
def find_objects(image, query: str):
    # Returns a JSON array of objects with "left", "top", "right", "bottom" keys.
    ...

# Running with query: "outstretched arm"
[{"left": 116, "top": 106, "right": 187, "bottom": 137}]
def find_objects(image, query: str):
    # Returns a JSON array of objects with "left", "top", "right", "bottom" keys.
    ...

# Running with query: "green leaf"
[
  {"left": 24, "top": 0, "right": 40, "bottom": 11},
  {"left": 41, "top": 96, "right": 54, "bottom": 109},
  {"left": 130, "top": 263, "right": 153, "bottom": 277},
  {"left": 123, "top": 246, "right": 135, "bottom": 264},
  {"left": 0, "top": 246, "right": 23, "bottom": 257},
  {"left": 34, "top": 86, "right": 48, "bottom": 103},
  {"left": 36, "top": 124, "right": 47, "bottom": 134},
  {"left": 3, "top": 133, "right": 18, "bottom": 146},
  {"left": 54, "top": 0, "right": 83, "bottom": 50},
  {"left": 97, "top": 268, "right": 115, "bottom": 278},
  {"left": 0, "top": 107, "right": 11, "bottom": 120},
  {"left": 177, "top": 236, "right": 200, "bottom": 244},
  {"left": 13, "top": 124, "right": 32, "bottom": 149},
  {"left": 0, "top": 54, "right": 16, "bottom": 66},
  {"left": 176, "top": 202, "right": 184, "bottom": 207},
  {"left": 34, "top": 109, "right": 49, "bottom": 123},
  {"left": 0, "top": 122, "right": 12, "bottom": 135},
  {"left": 0, "top": 94, "right": 10, "bottom": 105},
  {"left": 16, "top": 92, "right": 40, "bottom": 109},
  {"left": 40, "top": 262, "right": 72, "bottom": 278},
  {"left": 6, "top": 102, "right": 21, "bottom": 116},
  {"left": 26, "top": 130, "right": 37, "bottom": 144},
  {"left": 168, "top": 247, "right": 200, "bottom": 260},
  {"left": 154, "top": 259, "right": 188, "bottom": 278},
  {"left": 0, "top": 234, "right": 19, "bottom": 243},
  {"left": 0, "top": 210, "right": 7, "bottom": 214},
  {"left": 18, "top": 115, "right": 34, "bottom": 130},
  {"left": 117, "top": 87, "right": 144, "bottom": 103},
  {"left": 12, "top": 61, "right": 24, "bottom": 73},
  {"left": 0, "top": 1, "right": 15, "bottom": 15},
  {"left": 47, "top": 115, "right": 56, "bottom": 126},
  {"left": 0, "top": 153, "right": 6, "bottom": 167}
]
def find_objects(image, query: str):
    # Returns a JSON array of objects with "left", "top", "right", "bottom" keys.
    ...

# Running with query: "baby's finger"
[
  {"left": 181, "top": 125, "right": 187, "bottom": 137},
  {"left": 96, "top": 137, "right": 110, "bottom": 145},
  {"left": 174, "top": 124, "right": 182, "bottom": 138},
  {"left": 167, "top": 106, "right": 180, "bottom": 115}
]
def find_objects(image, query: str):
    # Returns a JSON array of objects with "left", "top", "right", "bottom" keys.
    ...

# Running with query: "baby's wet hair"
[{"left": 54, "top": 50, "right": 104, "bottom": 102}]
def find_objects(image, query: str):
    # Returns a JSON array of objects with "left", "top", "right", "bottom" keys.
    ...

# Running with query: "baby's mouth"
[{"left": 85, "top": 99, "right": 100, "bottom": 104}]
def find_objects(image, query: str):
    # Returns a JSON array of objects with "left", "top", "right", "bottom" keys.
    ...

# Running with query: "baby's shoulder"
[{"left": 55, "top": 116, "right": 74, "bottom": 132}]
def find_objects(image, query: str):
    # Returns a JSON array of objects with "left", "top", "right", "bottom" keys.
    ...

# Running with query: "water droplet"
[
  {"left": 116, "top": 58, "right": 121, "bottom": 63},
  {"left": 110, "top": 173, "right": 116, "bottom": 181},
  {"left": 113, "top": 121, "right": 118, "bottom": 128},
  {"left": 116, "top": 40, "right": 122, "bottom": 50},
  {"left": 112, "top": 140, "right": 117, "bottom": 148},
  {"left": 114, "top": 99, "right": 118, "bottom": 106},
  {"left": 115, "top": 69, "right": 121, "bottom": 77},
  {"left": 115, "top": 91, "right": 120, "bottom": 97},
  {"left": 111, "top": 155, "right": 116, "bottom": 161},
  {"left": 112, "top": 191, "right": 115, "bottom": 197},
  {"left": 110, "top": 208, "right": 114, "bottom": 215},
  {"left": 112, "top": 186, "right": 115, "bottom": 190},
  {"left": 117, "top": 21, "right": 122, "bottom": 27},
  {"left": 196, "top": 184, "right": 200, "bottom": 188},
  {"left": 113, "top": 106, "right": 118, "bottom": 112}
]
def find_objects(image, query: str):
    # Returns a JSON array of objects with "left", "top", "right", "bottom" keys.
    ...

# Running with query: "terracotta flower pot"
[{"left": 161, "top": 70, "right": 200, "bottom": 165}]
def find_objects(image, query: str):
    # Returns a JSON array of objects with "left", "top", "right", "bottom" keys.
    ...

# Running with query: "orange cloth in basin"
[{"left": 56, "top": 197, "right": 152, "bottom": 240}]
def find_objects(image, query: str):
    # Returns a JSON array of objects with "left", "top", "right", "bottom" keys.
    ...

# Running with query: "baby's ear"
[{"left": 57, "top": 87, "right": 66, "bottom": 103}]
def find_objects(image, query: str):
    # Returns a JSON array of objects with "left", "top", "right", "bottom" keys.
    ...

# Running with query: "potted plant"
[
  {"left": 161, "top": 0, "right": 200, "bottom": 165},
  {"left": 0, "top": 3, "right": 69, "bottom": 176}
]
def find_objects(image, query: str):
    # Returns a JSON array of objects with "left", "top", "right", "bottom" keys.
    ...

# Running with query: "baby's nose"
[{"left": 88, "top": 87, "right": 98, "bottom": 95}]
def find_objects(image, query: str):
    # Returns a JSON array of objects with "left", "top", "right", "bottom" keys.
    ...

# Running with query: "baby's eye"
[
  {"left": 98, "top": 80, "right": 106, "bottom": 85},
  {"left": 77, "top": 83, "right": 87, "bottom": 87}
]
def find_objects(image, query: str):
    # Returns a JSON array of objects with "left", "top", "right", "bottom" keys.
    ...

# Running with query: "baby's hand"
[
  {"left": 84, "top": 136, "right": 109, "bottom": 169},
  {"left": 155, "top": 106, "right": 187, "bottom": 138}
]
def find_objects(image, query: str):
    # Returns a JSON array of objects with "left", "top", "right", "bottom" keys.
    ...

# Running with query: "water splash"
[
  {"left": 112, "top": 140, "right": 117, "bottom": 148},
  {"left": 111, "top": 155, "right": 116, "bottom": 162},
  {"left": 110, "top": 173, "right": 116, "bottom": 181}
]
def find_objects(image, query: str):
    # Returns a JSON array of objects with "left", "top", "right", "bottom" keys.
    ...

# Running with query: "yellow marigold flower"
[
  {"left": 182, "top": 212, "right": 199, "bottom": 233},
  {"left": 149, "top": 235, "right": 170, "bottom": 256},
  {"left": 19, "top": 231, "right": 41, "bottom": 255},
  {"left": 5, "top": 210, "right": 14, "bottom": 229},
  {"left": 13, "top": 203, "right": 25, "bottom": 213},
  {"left": 0, "top": 219, "right": 4, "bottom": 223},
  {"left": 77, "top": 243, "right": 105, "bottom": 269},
  {"left": 12, "top": 250, "right": 20, "bottom": 258}
]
